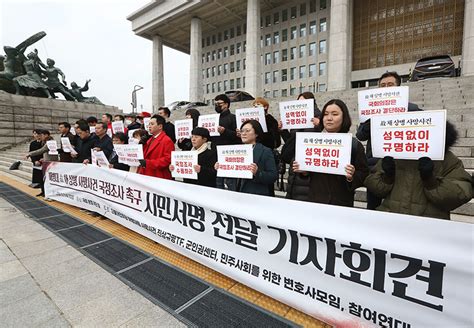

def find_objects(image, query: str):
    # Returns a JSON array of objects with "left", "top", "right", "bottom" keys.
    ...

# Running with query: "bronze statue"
[
  {"left": 40, "top": 58, "right": 75, "bottom": 100},
  {"left": 12, "top": 50, "right": 52, "bottom": 98},
  {"left": 69, "top": 79, "right": 103, "bottom": 105}
]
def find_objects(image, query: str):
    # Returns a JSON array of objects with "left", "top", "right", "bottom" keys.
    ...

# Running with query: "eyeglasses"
[{"left": 215, "top": 102, "right": 224, "bottom": 106}]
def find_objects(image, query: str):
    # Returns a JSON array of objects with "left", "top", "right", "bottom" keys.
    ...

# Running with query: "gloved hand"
[
  {"left": 381, "top": 156, "right": 395, "bottom": 178},
  {"left": 138, "top": 159, "right": 146, "bottom": 168},
  {"left": 418, "top": 157, "right": 434, "bottom": 180}
]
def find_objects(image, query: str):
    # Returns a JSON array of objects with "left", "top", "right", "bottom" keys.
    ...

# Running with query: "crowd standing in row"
[{"left": 26, "top": 71, "right": 473, "bottom": 220}]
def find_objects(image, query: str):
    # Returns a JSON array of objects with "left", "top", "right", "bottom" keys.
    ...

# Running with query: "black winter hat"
[{"left": 192, "top": 127, "right": 210, "bottom": 140}]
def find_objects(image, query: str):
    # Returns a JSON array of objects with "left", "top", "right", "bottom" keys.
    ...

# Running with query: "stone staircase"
[{"left": 1, "top": 76, "right": 473, "bottom": 222}]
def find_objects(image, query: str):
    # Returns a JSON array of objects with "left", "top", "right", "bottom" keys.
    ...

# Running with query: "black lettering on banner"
[
  {"left": 99, "top": 180, "right": 124, "bottom": 199},
  {"left": 349, "top": 302, "right": 411, "bottom": 327},
  {"left": 211, "top": 211, "right": 261, "bottom": 250},
  {"left": 126, "top": 187, "right": 142, "bottom": 205}
]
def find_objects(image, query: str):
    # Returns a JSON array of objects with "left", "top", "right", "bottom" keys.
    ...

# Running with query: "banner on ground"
[
  {"left": 279, "top": 99, "right": 314, "bottom": 130},
  {"left": 358, "top": 86, "right": 409, "bottom": 123},
  {"left": 112, "top": 121, "right": 125, "bottom": 134},
  {"left": 46, "top": 140, "right": 58, "bottom": 155},
  {"left": 235, "top": 107, "right": 268, "bottom": 132},
  {"left": 44, "top": 163, "right": 473, "bottom": 328},
  {"left": 198, "top": 114, "right": 220, "bottom": 136},
  {"left": 171, "top": 151, "right": 198, "bottom": 180},
  {"left": 175, "top": 119, "right": 194, "bottom": 139},
  {"left": 113, "top": 144, "right": 143, "bottom": 167},
  {"left": 216, "top": 144, "right": 253, "bottom": 179},
  {"left": 371, "top": 110, "right": 446, "bottom": 160},
  {"left": 295, "top": 132, "right": 352, "bottom": 176}
]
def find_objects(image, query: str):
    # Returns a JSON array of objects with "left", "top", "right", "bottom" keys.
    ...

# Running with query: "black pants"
[{"left": 366, "top": 190, "right": 382, "bottom": 210}]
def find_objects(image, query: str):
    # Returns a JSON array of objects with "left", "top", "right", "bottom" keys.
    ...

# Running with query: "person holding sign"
[
  {"left": 249, "top": 97, "right": 281, "bottom": 150},
  {"left": 170, "top": 127, "right": 217, "bottom": 187},
  {"left": 365, "top": 122, "right": 472, "bottom": 220},
  {"left": 109, "top": 132, "right": 130, "bottom": 172},
  {"left": 57, "top": 122, "right": 75, "bottom": 163},
  {"left": 215, "top": 120, "right": 277, "bottom": 196},
  {"left": 90, "top": 122, "right": 113, "bottom": 162},
  {"left": 137, "top": 115, "right": 174, "bottom": 179},
  {"left": 177, "top": 108, "right": 200, "bottom": 151},
  {"left": 356, "top": 71, "right": 422, "bottom": 210},
  {"left": 73, "top": 122, "right": 98, "bottom": 164},
  {"left": 158, "top": 107, "right": 176, "bottom": 143},
  {"left": 293, "top": 100, "right": 368, "bottom": 207}
]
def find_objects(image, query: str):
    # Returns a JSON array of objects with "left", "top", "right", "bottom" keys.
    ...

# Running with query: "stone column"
[
  {"left": 189, "top": 17, "right": 203, "bottom": 102},
  {"left": 327, "top": 0, "right": 351, "bottom": 91},
  {"left": 462, "top": 0, "right": 474, "bottom": 76},
  {"left": 245, "top": 0, "right": 262, "bottom": 97},
  {"left": 152, "top": 35, "right": 165, "bottom": 110}
]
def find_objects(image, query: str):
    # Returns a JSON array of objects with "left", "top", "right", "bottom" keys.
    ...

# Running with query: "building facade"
[{"left": 127, "top": 0, "right": 473, "bottom": 108}]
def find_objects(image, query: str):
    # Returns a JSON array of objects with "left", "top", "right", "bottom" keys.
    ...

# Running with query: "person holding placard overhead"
[
  {"left": 217, "top": 120, "right": 277, "bottom": 196},
  {"left": 356, "top": 71, "right": 421, "bottom": 210},
  {"left": 293, "top": 99, "right": 369, "bottom": 207},
  {"left": 365, "top": 121, "right": 472, "bottom": 220}
]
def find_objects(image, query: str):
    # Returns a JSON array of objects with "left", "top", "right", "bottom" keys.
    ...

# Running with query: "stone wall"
[{"left": 0, "top": 91, "right": 123, "bottom": 149}]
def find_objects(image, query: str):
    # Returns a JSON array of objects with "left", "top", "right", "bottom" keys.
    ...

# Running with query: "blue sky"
[{"left": 0, "top": 0, "right": 190, "bottom": 112}]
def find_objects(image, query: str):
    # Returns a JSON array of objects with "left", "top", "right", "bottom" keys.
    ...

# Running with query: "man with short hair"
[
  {"left": 73, "top": 122, "right": 98, "bottom": 164},
  {"left": 86, "top": 116, "right": 98, "bottom": 127},
  {"left": 357, "top": 71, "right": 421, "bottom": 209},
  {"left": 102, "top": 113, "right": 113, "bottom": 134},
  {"left": 92, "top": 122, "right": 113, "bottom": 160},
  {"left": 138, "top": 115, "right": 174, "bottom": 179},
  {"left": 58, "top": 122, "right": 75, "bottom": 162},
  {"left": 157, "top": 107, "right": 176, "bottom": 143},
  {"left": 125, "top": 114, "right": 141, "bottom": 130}
]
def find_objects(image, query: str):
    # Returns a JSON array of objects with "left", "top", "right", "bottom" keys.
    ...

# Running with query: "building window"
[
  {"left": 282, "top": 49, "right": 288, "bottom": 61},
  {"left": 212, "top": 66, "right": 216, "bottom": 77},
  {"left": 309, "top": 21, "right": 316, "bottom": 35},
  {"left": 206, "top": 52, "right": 210, "bottom": 62},
  {"left": 264, "top": 91, "right": 270, "bottom": 98},
  {"left": 224, "top": 30, "right": 229, "bottom": 40},
  {"left": 217, "top": 32, "right": 222, "bottom": 42},
  {"left": 224, "top": 47, "right": 228, "bottom": 58},
  {"left": 273, "top": 51, "right": 279, "bottom": 64},
  {"left": 265, "top": 53, "right": 271, "bottom": 65},
  {"left": 212, "top": 83, "right": 215, "bottom": 93},
  {"left": 319, "top": 40, "right": 327, "bottom": 54},
  {"left": 290, "top": 87, "right": 296, "bottom": 96},
  {"left": 290, "top": 47, "right": 297, "bottom": 60},
  {"left": 309, "top": 0, "right": 316, "bottom": 13},
  {"left": 290, "top": 67, "right": 296, "bottom": 80},
  {"left": 206, "top": 84, "right": 210, "bottom": 94},
  {"left": 273, "top": 70, "right": 279, "bottom": 83},
  {"left": 282, "top": 29, "right": 288, "bottom": 42},
  {"left": 320, "top": 18, "right": 327, "bottom": 32},
  {"left": 236, "top": 60, "right": 241, "bottom": 71},
  {"left": 202, "top": 69, "right": 205, "bottom": 79},
  {"left": 206, "top": 68, "right": 210, "bottom": 78},
  {"left": 320, "top": 0, "right": 327, "bottom": 10},
  {"left": 299, "top": 65, "right": 306, "bottom": 79},
  {"left": 230, "top": 45, "right": 235, "bottom": 56},
  {"left": 300, "top": 24, "right": 306, "bottom": 37},
  {"left": 281, "top": 69, "right": 288, "bottom": 81},
  {"left": 309, "top": 64, "right": 316, "bottom": 77},
  {"left": 224, "top": 80, "right": 228, "bottom": 90},
  {"left": 223, "top": 63, "right": 228, "bottom": 74},
  {"left": 230, "top": 79, "right": 235, "bottom": 89},
  {"left": 274, "top": 12, "right": 279, "bottom": 25},
  {"left": 236, "top": 42, "right": 242, "bottom": 54},
  {"left": 230, "top": 62, "right": 235, "bottom": 73},
  {"left": 243, "top": 41, "right": 246, "bottom": 52},
  {"left": 309, "top": 42, "right": 316, "bottom": 56},
  {"left": 273, "top": 31, "right": 279, "bottom": 44},
  {"left": 318, "top": 83, "right": 326, "bottom": 92},
  {"left": 265, "top": 72, "right": 271, "bottom": 84},
  {"left": 265, "top": 34, "right": 271, "bottom": 46},
  {"left": 236, "top": 78, "right": 241, "bottom": 89},
  {"left": 243, "top": 59, "right": 246, "bottom": 70},
  {"left": 218, "top": 65, "right": 222, "bottom": 75},
  {"left": 273, "top": 90, "right": 279, "bottom": 98},
  {"left": 212, "top": 35, "right": 216, "bottom": 44},
  {"left": 265, "top": 15, "right": 271, "bottom": 27},
  {"left": 217, "top": 81, "right": 222, "bottom": 92},
  {"left": 206, "top": 36, "right": 210, "bottom": 46},
  {"left": 281, "top": 89, "right": 288, "bottom": 97},
  {"left": 299, "top": 44, "right": 306, "bottom": 58},
  {"left": 217, "top": 48, "right": 222, "bottom": 59},
  {"left": 319, "top": 62, "right": 326, "bottom": 76},
  {"left": 212, "top": 50, "right": 216, "bottom": 61},
  {"left": 300, "top": 3, "right": 306, "bottom": 16},
  {"left": 236, "top": 25, "right": 241, "bottom": 36},
  {"left": 282, "top": 9, "right": 288, "bottom": 22},
  {"left": 230, "top": 27, "right": 235, "bottom": 38},
  {"left": 243, "top": 77, "right": 245, "bottom": 87},
  {"left": 290, "top": 6, "right": 297, "bottom": 19},
  {"left": 291, "top": 26, "right": 297, "bottom": 39}
]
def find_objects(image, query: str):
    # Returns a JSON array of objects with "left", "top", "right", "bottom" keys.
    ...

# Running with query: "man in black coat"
[
  {"left": 92, "top": 122, "right": 113, "bottom": 159},
  {"left": 57, "top": 122, "right": 76, "bottom": 163},
  {"left": 73, "top": 122, "right": 98, "bottom": 164},
  {"left": 28, "top": 129, "right": 43, "bottom": 188},
  {"left": 158, "top": 107, "right": 176, "bottom": 143},
  {"left": 356, "top": 71, "right": 422, "bottom": 209}
]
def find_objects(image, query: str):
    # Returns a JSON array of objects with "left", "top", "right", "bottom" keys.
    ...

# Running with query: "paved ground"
[{"left": 0, "top": 197, "right": 185, "bottom": 328}]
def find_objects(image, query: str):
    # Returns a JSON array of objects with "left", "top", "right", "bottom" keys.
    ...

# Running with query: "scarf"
[{"left": 193, "top": 142, "right": 209, "bottom": 155}]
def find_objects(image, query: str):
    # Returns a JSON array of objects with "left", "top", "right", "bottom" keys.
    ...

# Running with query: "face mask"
[
  {"left": 215, "top": 104, "right": 223, "bottom": 113},
  {"left": 137, "top": 119, "right": 143, "bottom": 124},
  {"left": 124, "top": 119, "right": 132, "bottom": 126}
]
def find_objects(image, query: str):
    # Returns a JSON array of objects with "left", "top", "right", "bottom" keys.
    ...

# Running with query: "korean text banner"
[
  {"left": 371, "top": 110, "right": 446, "bottom": 160},
  {"left": 358, "top": 86, "right": 409, "bottom": 123},
  {"left": 44, "top": 163, "right": 473, "bottom": 328}
]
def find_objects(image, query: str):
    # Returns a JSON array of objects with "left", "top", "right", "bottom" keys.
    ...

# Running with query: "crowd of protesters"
[{"left": 26, "top": 71, "right": 473, "bottom": 220}]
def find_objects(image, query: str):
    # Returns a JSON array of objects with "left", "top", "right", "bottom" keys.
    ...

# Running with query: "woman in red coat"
[{"left": 137, "top": 115, "right": 174, "bottom": 179}]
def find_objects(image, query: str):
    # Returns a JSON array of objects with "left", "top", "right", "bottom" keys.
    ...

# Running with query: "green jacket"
[{"left": 364, "top": 151, "right": 472, "bottom": 220}]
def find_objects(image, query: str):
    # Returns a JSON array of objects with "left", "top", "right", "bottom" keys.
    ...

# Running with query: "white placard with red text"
[
  {"left": 216, "top": 144, "right": 253, "bottom": 179},
  {"left": 112, "top": 121, "right": 125, "bottom": 134},
  {"left": 371, "top": 110, "right": 446, "bottom": 160},
  {"left": 198, "top": 114, "right": 220, "bottom": 136},
  {"left": 358, "top": 86, "right": 409, "bottom": 123},
  {"left": 175, "top": 119, "right": 194, "bottom": 139},
  {"left": 46, "top": 140, "right": 58, "bottom": 155},
  {"left": 114, "top": 144, "right": 144, "bottom": 167},
  {"left": 60, "top": 137, "right": 77, "bottom": 156},
  {"left": 171, "top": 151, "right": 198, "bottom": 180},
  {"left": 295, "top": 132, "right": 352, "bottom": 176},
  {"left": 235, "top": 107, "right": 268, "bottom": 132},
  {"left": 279, "top": 99, "right": 314, "bottom": 130},
  {"left": 45, "top": 163, "right": 474, "bottom": 328}
]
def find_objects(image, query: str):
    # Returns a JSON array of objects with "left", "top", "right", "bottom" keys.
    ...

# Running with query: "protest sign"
[
  {"left": 144, "top": 117, "right": 151, "bottom": 133},
  {"left": 279, "top": 99, "right": 314, "bottom": 130},
  {"left": 89, "top": 126, "right": 96, "bottom": 134},
  {"left": 295, "top": 132, "right": 353, "bottom": 176},
  {"left": 60, "top": 137, "right": 77, "bottom": 156},
  {"left": 112, "top": 121, "right": 125, "bottom": 134},
  {"left": 46, "top": 140, "right": 58, "bottom": 155},
  {"left": 91, "top": 150, "right": 109, "bottom": 167},
  {"left": 171, "top": 151, "right": 198, "bottom": 180},
  {"left": 358, "top": 86, "right": 409, "bottom": 123},
  {"left": 235, "top": 107, "right": 268, "bottom": 132},
  {"left": 371, "top": 110, "right": 446, "bottom": 160},
  {"left": 198, "top": 114, "right": 220, "bottom": 136},
  {"left": 114, "top": 144, "right": 144, "bottom": 167},
  {"left": 45, "top": 163, "right": 474, "bottom": 328},
  {"left": 175, "top": 119, "right": 194, "bottom": 139},
  {"left": 216, "top": 144, "right": 253, "bottom": 179}
]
